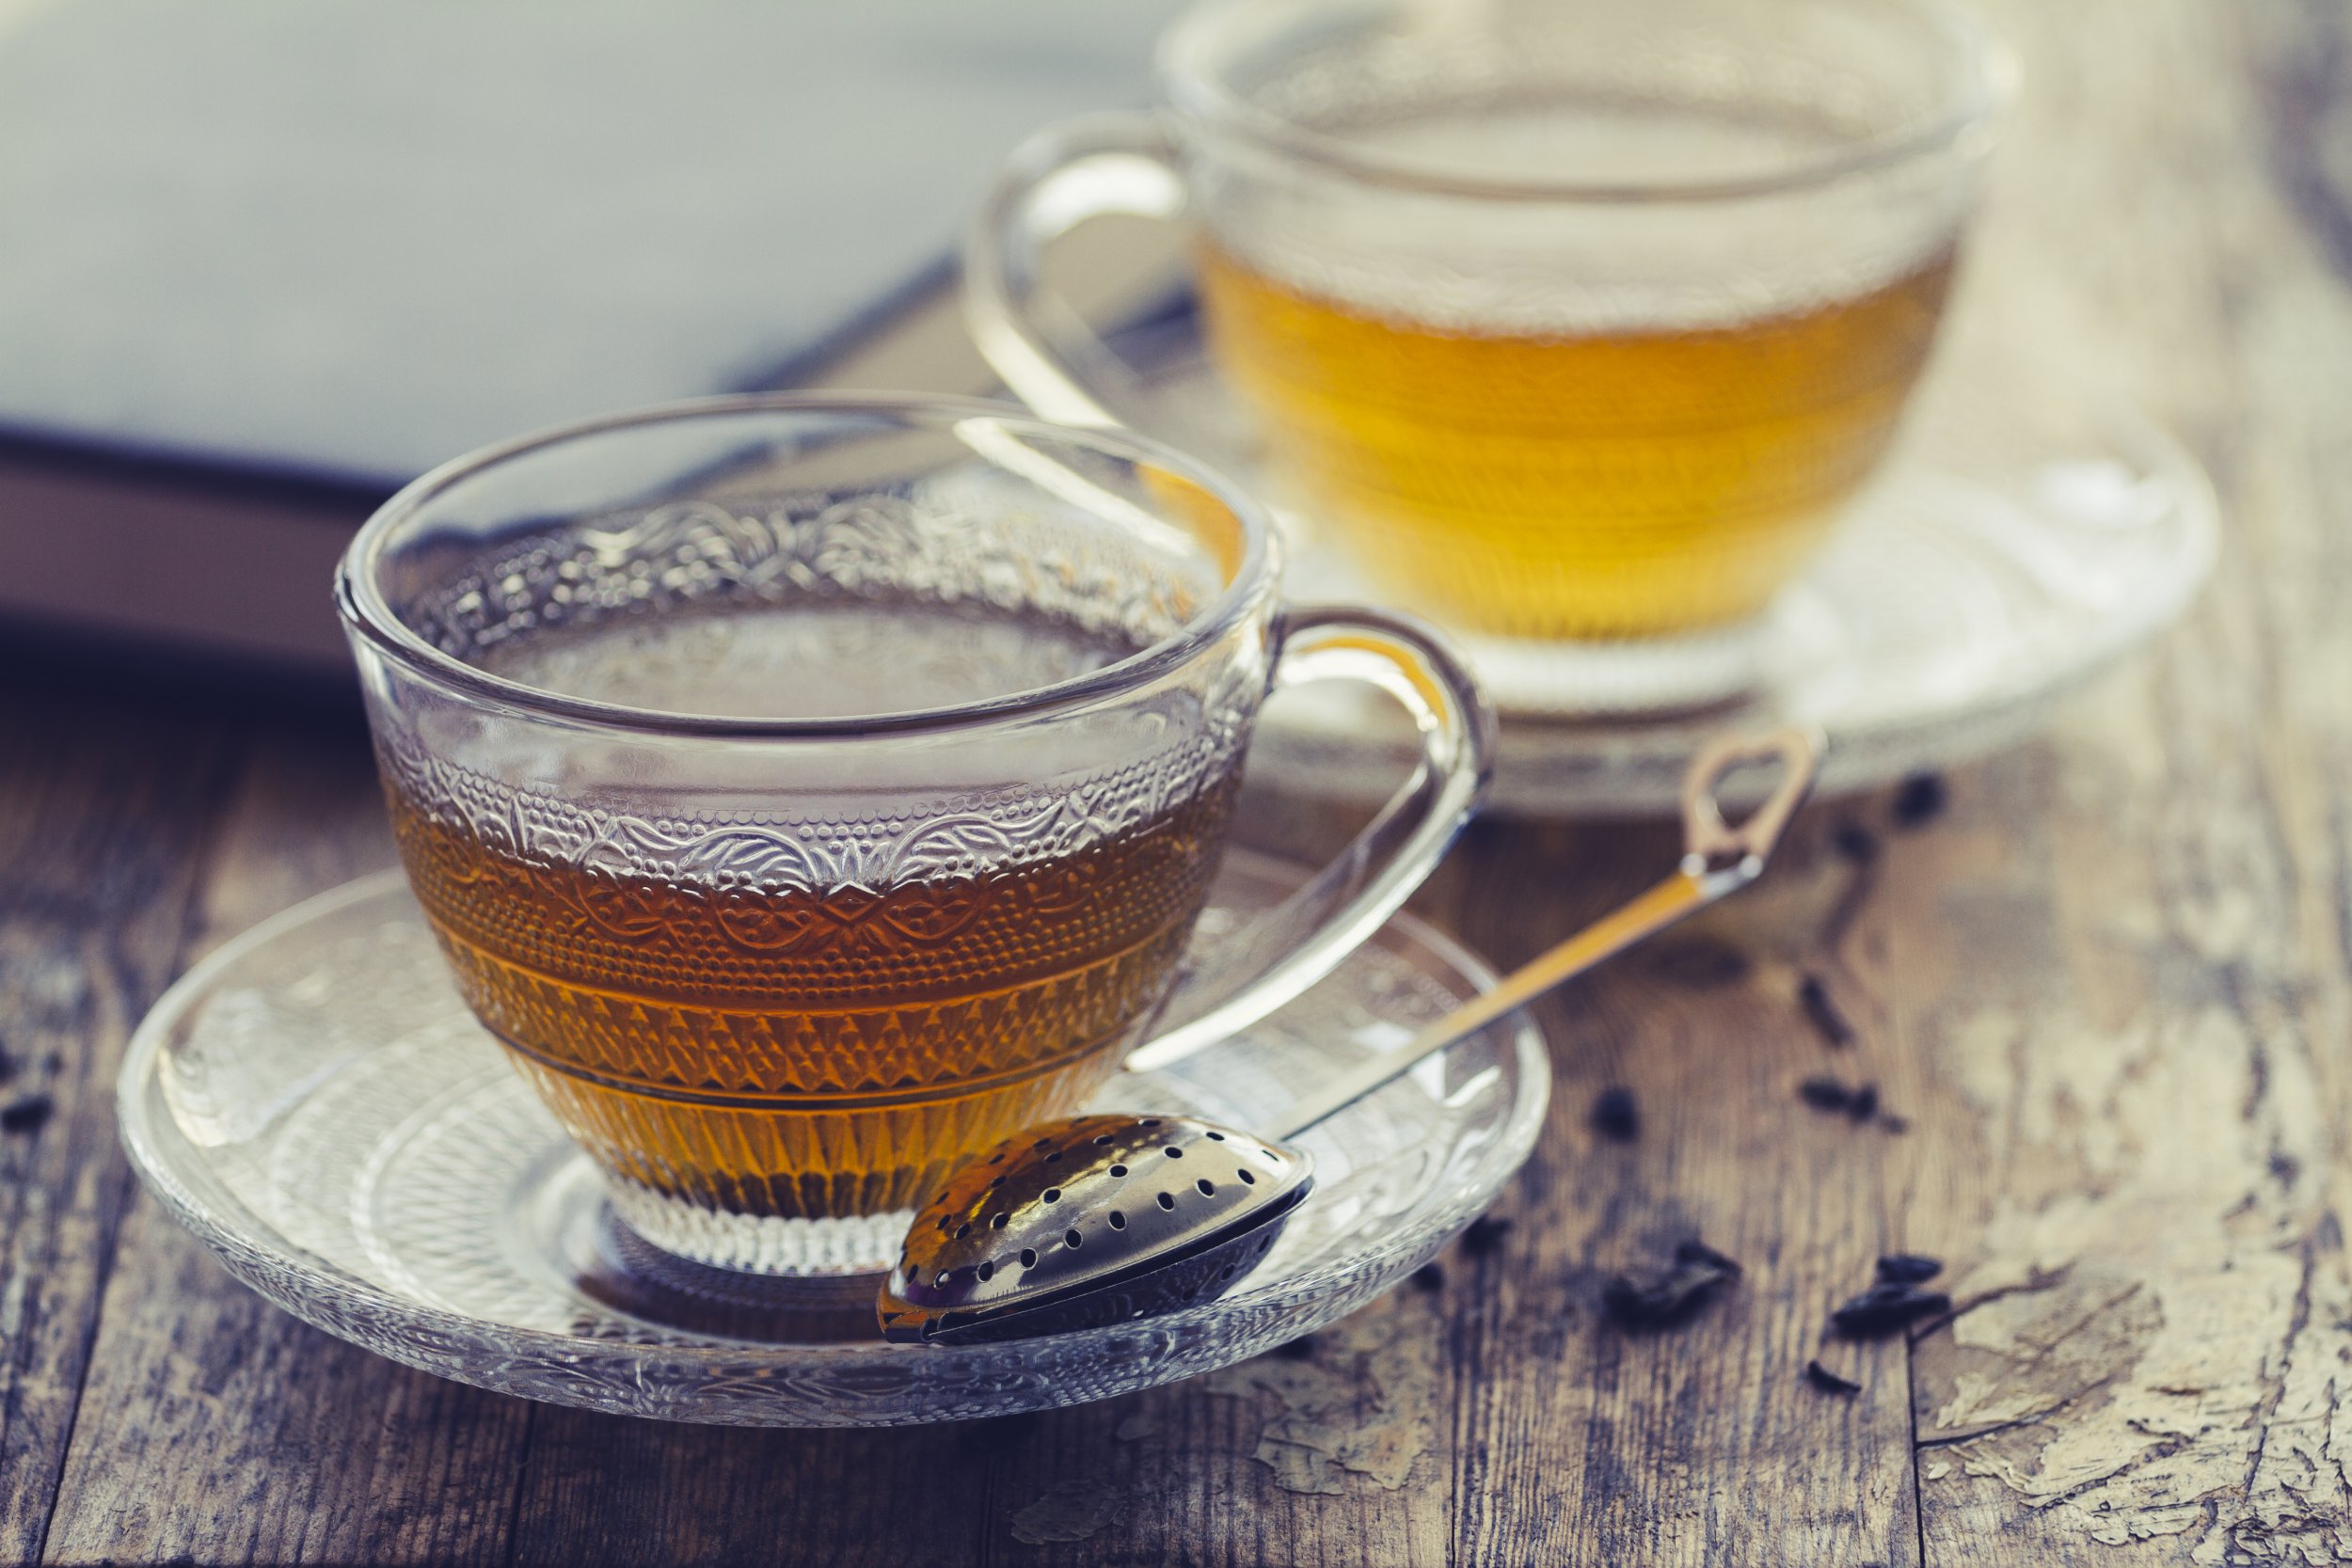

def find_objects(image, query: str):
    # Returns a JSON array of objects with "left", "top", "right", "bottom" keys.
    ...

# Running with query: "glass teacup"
[
  {"left": 969, "top": 0, "right": 2013, "bottom": 696},
  {"left": 336, "top": 395, "right": 1489, "bottom": 1275}
]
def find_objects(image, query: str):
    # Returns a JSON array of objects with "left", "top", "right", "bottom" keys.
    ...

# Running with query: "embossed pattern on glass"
[{"left": 335, "top": 397, "right": 1490, "bottom": 1275}]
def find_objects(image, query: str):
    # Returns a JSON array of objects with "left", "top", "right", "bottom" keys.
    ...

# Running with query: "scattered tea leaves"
[
  {"left": 1412, "top": 1262, "right": 1447, "bottom": 1292},
  {"left": 1589, "top": 1086, "right": 1640, "bottom": 1142},
  {"left": 1832, "top": 1282, "right": 1951, "bottom": 1338},
  {"left": 1892, "top": 771, "right": 1948, "bottom": 828},
  {"left": 1604, "top": 1238, "right": 1742, "bottom": 1330},
  {"left": 1831, "top": 820, "right": 1881, "bottom": 865},
  {"left": 1798, "top": 1075, "right": 1855, "bottom": 1113},
  {"left": 1461, "top": 1215, "right": 1514, "bottom": 1256},
  {"left": 1797, "top": 973, "right": 1857, "bottom": 1048},
  {"left": 1649, "top": 936, "right": 1752, "bottom": 990},
  {"left": 0, "top": 1093, "right": 53, "bottom": 1134},
  {"left": 1877, "top": 1254, "right": 1943, "bottom": 1285},
  {"left": 1878, "top": 1114, "right": 1911, "bottom": 1134},
  {"left": 1803, "top": 1358, "right": 1863, "bottom": 1395},
  {"left": 1797, "top": 1076, "right": 1900, "bottom": 1129}
]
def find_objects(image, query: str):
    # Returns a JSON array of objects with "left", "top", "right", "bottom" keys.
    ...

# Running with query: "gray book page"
[{"left": 0, "top": 0, "right": 1182, "bottom": 484}]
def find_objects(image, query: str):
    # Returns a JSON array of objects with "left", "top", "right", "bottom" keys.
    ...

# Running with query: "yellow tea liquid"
[{"left": 1199, "top": 243, "right": 1955, "bottom": 638}]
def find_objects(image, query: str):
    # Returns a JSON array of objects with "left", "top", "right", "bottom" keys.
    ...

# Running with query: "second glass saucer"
[{"left": 1107, "top": 324, "right": 2219, "bottom": 816}]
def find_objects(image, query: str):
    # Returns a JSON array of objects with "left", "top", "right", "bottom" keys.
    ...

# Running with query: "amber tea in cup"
[
  {"left": 971, "top": 0, "right": 2010, "bottom": 646},
  {"left": 386, "top": 611, "right": 1246, "bottom": 1230},
  {"left": 338, "top": 396, "right": 1488, "bottom": 1275},
  {"left": 1194, "top": 240, "right": 1956, "bottom": 637}
]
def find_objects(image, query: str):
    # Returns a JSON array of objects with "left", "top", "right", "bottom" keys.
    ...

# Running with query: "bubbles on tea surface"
[
  {"left": 404, "top": 483, "right": 1219, "bottom": 703},
  {"left": 481, "top": 599, "right": 1143, "bottom": 721},
  {"left": 1211, "top": 96, "right": 1968, "bottom": 336},
  {"left": 1339, "top": 101, "right": 1851, "bottom": 190}
]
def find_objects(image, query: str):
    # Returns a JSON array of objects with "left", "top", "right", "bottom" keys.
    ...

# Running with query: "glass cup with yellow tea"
[{"left": 969, "top": 0, "right": 2011, "bottom": 699}]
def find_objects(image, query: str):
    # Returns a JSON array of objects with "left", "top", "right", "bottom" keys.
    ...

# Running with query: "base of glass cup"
[
  {"left": 1452, "top": 611, "right": 1774, "bottom": 718},
  {"left": 604, "top": 1177, "right": 909, "bottom": 1277}
]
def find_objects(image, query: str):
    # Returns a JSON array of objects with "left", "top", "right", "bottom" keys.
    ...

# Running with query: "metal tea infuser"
[{"left": 879, "top": 727, "right": 1820, "bottom": 1344}]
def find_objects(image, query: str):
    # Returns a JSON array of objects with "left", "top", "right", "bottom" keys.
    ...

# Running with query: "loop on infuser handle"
[{"left": 1679, "top": 727, "right": 1824, "bottom": 879}]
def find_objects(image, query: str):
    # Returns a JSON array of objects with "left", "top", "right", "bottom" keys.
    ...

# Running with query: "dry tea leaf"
[
  {"left": 1798, "top": 1076, "right": 1855, "bottom": 1113},
  {"left": 1831, "top": 820, "right": 1881, "bottom": 864},
  {"left": 1589, "top": 1086, "right": 1640, "bottom": 1142},
  {"left": 1461, "top": 1215, "right": 1513, "bottom": 1256},
  {"left": 1648, "top": 936, "right": 1752, "bottom": 989},
  {"left": 1604, "top": 1238, "right": 1742, "bottom": 1330},
  {"left": 1798, "top": 973, "right": 1857, "bottom": 1048},
  {"left": 1831, "top": 1282, "right": 1950, "bottom": 1338},
  {"left": 1804, "top": 1358, "right": 1862, "bottom": 1395},
  {"left": 1891, "top": 771, "right": 1948, "bottom": 827}
]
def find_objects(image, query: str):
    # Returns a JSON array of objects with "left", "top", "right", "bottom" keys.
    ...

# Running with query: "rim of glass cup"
[
  {"left": 335, "top": 392, "right": 1280, "bottom": 740},
  {"left": 1158, "top": 0, "right": 2018, "bottom": 204}
]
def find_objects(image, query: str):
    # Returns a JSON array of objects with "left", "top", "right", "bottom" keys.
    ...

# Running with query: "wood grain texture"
[
  {"left": 504, "top": 1412, "right": 989, "bottom": 1568},
  {"left": 1437, "top": 813, "right": 1928, "bottom": 1568},
  {"left": 8, "top": 0, "right": 2351, "bottom": 1560},
  {"left": 0, "top": 687, "right": 239, "bottom": 1567},
  {"left": 36, "top": 728, "right": 542, "bottom": 1568},
  {"left": 1894, "top": 0, "right": 2352, "bottom": 1560}
]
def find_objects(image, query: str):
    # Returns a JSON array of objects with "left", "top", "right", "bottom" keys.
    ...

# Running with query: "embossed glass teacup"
[{"left": 337, "top": 395, "right": 1489, "bottom": 1275}]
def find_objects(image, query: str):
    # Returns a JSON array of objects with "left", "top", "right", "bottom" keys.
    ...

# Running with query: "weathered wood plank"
[
  {"left": 1437, "top": 810, "right": 1928, "bottom": 1567},
  {"left": 24, "top": 0, "right": 2352, "bottom": 1560},
  {"left": 976, "top": 1280, "right": 1456, "bottom": 1566},
  {"left": 1895, "top": 722, "right": 2352, "bottom": 1564},
  {"left": 39, "top": 727, "right": 540, "bottom": 1568},
  {"left": 43, "top": 1207, "right": 531, "bottom": 1568},
  {"left": 0, "top": 687, "right": 241, "bottom": 1566},
  {"left": 1898, "top": 0, "right": 2352, "bottom": 1560},
  {"left": 503, "top": 1412, "right": 990, "bottom": 1568}
]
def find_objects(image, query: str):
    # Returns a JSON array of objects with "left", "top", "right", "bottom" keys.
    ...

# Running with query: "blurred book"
[{"left": 0, "top": 0, "right": 1180, "bottom": 679}]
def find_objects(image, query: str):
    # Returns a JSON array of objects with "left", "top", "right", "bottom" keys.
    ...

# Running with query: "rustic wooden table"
[{"left": 4, "top": 1, "right": 2348, "bottom": 1561}]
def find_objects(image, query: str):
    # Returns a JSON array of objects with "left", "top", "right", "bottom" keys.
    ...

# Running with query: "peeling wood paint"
[
  {"left": 1008, "top": 1479, "right": 1124, "bottom": 1547},
  {"left": 1202, "top": 1294, "right": 1438, "bottom": 1496},
  {"left": 1914, "top": 993, "right": 2352, "bottom": 1559}
]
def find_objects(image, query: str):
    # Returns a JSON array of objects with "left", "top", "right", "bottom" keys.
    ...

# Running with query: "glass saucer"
[
  {"left": 118, "top": 852, "right": 1547, "bottom": 1428},
  {"left": 1115, "top": 325, "right": 2220, "bottom": 816}
]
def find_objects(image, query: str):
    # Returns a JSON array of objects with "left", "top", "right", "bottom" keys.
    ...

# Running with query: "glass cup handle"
[
  {"left": 964, "top": 111, "right": 1184, "bottom": 430},
  {"left": 1124, "top": 606, "right": 1498, "bottom": 1074}
]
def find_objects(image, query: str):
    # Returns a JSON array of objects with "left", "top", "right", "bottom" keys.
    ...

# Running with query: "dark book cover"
[{"left": 0, "top": 0, "right": 1175, "bottom": 678}]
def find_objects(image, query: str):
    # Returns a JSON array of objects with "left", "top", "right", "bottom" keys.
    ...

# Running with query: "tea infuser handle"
[
  {"left": 1679, "top": 726, "right": 1820, "bottom": 879},
  {"left": 1267, "top": 725, "right": 1821, "bottom": 1140},
  {"left": 1123, "top": 605, "right": 1497, "bottom": 1073},
  {"left": 965, "top": 111, "right": 1184, "bottom": 429}
]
